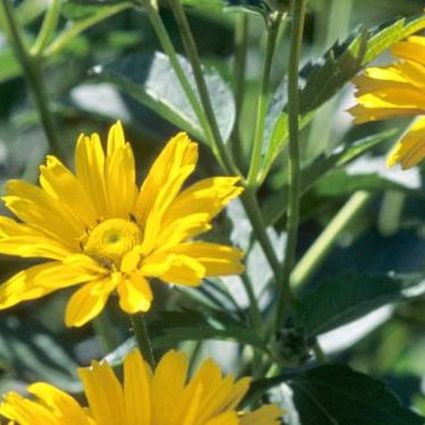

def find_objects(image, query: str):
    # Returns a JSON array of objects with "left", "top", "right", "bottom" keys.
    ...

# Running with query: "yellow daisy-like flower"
[
  {"left": 349, "top": 35, "right": 425, "bottom": 169},
  {"left": 0, "top": 349, "right": 282, "bottom": 425},
  {"left": 0, "top": 122, "right": 244, "bottom": 327}
]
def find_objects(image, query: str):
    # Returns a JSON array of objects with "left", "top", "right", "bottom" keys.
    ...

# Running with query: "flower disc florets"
[{"left": 83, "top": 218, "right": 142, "bottom": 268}]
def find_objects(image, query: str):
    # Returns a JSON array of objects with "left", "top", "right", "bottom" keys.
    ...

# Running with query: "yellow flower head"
[
  {"left": 0, "top": 122, "right": 244, "bottom": 326},
  {"left": 0, "top": 349, "right": 282, "bottom": 425},
  {"left": 349, "top": 35, "right": 425, "bottom": 169}
]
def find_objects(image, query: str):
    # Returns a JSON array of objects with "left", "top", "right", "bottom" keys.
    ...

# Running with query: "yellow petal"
[
  {"left": 0, "top": 262, "right": 61, "bottom": 309},
  {"left": 75, "top": 132, "right": 108, "bottom": 217},
  {"left": 170, "top": 242, "right": 245, "bottom": 276},
  {"left": 28, "top": 383, "right": 91, "bottom": 424},
  {"left": 0, "top": 216, "right": 73, "bottom": 260},
  {"left": 39, "top": 155, "right": 98, "bottom": 227},
  {"left": 240, "top": 405, "right": 283, "bottom": 425},
  {"left": 123, "top": 350, "right": 152, "bottom": 425},
  {"left": 65, "top": 275, "right": 117, "bottom": 327},
  {"left": 3, "top": 180, "right": 83, "bottom": 248},
  {"left": 387, "top": 116, "right": 425, "bottom": 169},
  {"left": 117, "top": 273, "right": 153, "bottom": 314},
  {"left": 151, "top": 350, "right": 188, "bottom": 425},
  {"left": 141, "top": 252, "right": 205, "bottom": 286},
  {"left": 391, "top": 36, "right": 425, "bottom": 67},
  {"left": 78, "top": 359, "right": 126, "bottom": 425},
  {"left": 105, "top": 121, "right": 138, "bottom": 217},
  {"left": 135, "top": 132, "right": 198, "bottom": 226}
]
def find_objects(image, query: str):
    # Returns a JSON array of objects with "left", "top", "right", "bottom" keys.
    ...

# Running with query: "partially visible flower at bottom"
[{"left": 0, "top": 349, "right": 282, "bottom": 425}]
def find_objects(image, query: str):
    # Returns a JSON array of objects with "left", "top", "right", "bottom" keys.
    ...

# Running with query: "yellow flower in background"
[
  {"left": 349, "top": 35, "right": 425, "bottom": 169},
  {"left": 0, "top": 349, "right": 282, "bottom": 425},
  {"left": 0, "top": 122, "right": 244, "bottom": 327}
]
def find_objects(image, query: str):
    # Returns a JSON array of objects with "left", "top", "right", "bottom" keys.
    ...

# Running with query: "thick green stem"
[
  {"left": 247, "top": 13, "right": 283, "bottom": 186},
  {"left": 167, "top": 0, "right": 238, "bottom": 175},
  {"left": 241, "top": 189, "right": 281, "bottom": 280},
  {"left": 0, "top": 0, "right": 60, "bottom": 154},
  {"left": 292, "top": 191, "right": 371, "bottom": 288},
  {"left": 276, "top": 0, "right": 307, "bottom": 326},
  {"left": 131, "top": 313, "right": 155, "bottom": 368}
]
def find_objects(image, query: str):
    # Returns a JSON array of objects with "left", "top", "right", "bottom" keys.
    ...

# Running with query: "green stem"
[
  {"left": 167, "top": 0, "right": 238, "bottom": 175},
  {"left": 31, "top": 0, "right": 61, "bottom": 57},
  {"left": 93, "top": 310, "right": 117, "bottom": 354},
  {"left": 291, "top": 191, "right": 371, "bottom": 288},
  {"left": 241, "top": 273, "right": 262, "bottom": 333},
  {"left": 241, "top": 189, "right": 281, "bottom": 280},
  {"left": 247, "top": 12, "right": 283, "bottom": 186},
  {"left": 131, "top": 313, "right": 155, "bottom": 368},
  {"left": 276, "top": 0, "right": 307, "bottom": 326},
  {"left": 0, "top": 0, "right": 60, "bottom": 154},
  {"left": 232, "top": 13, "right": 249, "bottom": 159}
]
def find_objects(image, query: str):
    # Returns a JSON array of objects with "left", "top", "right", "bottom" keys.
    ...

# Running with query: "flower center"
[{"left": 83, "top": 218, "right": 142, "bottom": 267}]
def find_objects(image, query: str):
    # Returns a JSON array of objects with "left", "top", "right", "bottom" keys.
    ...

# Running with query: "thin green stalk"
[
  {"left": 31, "top": 0, "right": 61, "bottom": 57},
  {"left": 247, "top": 12, "right": 283, "bottom": 186},
  {"left": 0, "top": 0, "right": 60, "bottom": 154},
  {"left": 167, "top": 0, "right": 238, "bottom": 175},
  {"left": 93, "top": 310, "right": 118, "bottom": 354},
  {"left": 241, "top": 189, "right": 281, "bottom": 280},
  {"left": 241, "top": 273, "right": 262, "bottom": 333},
  {"left": 276, "top": 0, "right": 307, "bottom": 326},
  {"left": 131, "top": 313, "right": 155, "bottom": 368},
  {"left": 232, "top": 13, "right": 249, "bottom": 159},
  {"left": 291, "top": 191, "right": 371, "bottom": 288}
]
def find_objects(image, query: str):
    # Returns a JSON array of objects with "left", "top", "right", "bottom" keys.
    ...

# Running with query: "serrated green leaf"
[
  {"left": 289, "top": 365, "right": 424, "bottom": 425},
  {"left": 300, "top": 273, "right": 425, "bottom": 337},
  {"left": 261, "top": 14, "right": 425, "bottom": 180},
  {"left": 93, "top": 51, "right": 235, "bottom": 143}
]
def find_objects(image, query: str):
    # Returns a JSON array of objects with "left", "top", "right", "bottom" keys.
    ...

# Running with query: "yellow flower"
[
  {"left": 349, "top": 35, "right": 425, "bottom": 169},
  {"left": 0, "top": 122, "right": 244, "bottom": 326},
  {"left": 0, "top": 349, "right": 282, "bottom": 425}
]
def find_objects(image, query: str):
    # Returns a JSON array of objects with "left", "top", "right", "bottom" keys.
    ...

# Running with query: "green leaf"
[
  {"left": 314, "top": 169, "right": 422, "bottom": 198},
  {"left": 300, "top": 273, "right": 425, "bottom": 337},
  {"left": 93, "top": 51, "right": 236, "bottom": 143},
  {"left": 181, "top": 0, "right": 271, "bottom": 16},
  {"left": 150, "top": 309, "right": 265, "bottom": 348},
  {"left": 263, "top": 130, "right": 396, "bottom": 225},
  {"left": 289, "top": 365, "right": 424, "bottom": 425},
  {"left": 261, "top": 14, "right": 425, "bottom": 179},
  {"left": 0, "top": 315, "right": 79, "bottom": 389}
]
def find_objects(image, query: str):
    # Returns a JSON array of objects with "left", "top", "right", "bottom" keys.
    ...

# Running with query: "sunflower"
[
  {"left": 0, "top": 349, "right": 282, "bottom": 425},
  {"left": 349, "top": 35, "right": 425, "bottom": 169},
  {"left": 0, "top": 122, "right": 244, "bottom": 326}
]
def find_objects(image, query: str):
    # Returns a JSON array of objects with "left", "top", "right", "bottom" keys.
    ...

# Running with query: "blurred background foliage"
[{"left": 0, "top": 0, "right": 425, "bottom": 421}]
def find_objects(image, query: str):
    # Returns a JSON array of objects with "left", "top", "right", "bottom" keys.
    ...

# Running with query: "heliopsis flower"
[
  {"left": 0, "top": 122, "right": 244, "bottom": 326},
  {"left": 0, "top": 349, "right": 282, "bottom": 425},
  {"left": 349, "top": 35, "right": 425, "bottom": 169}
]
